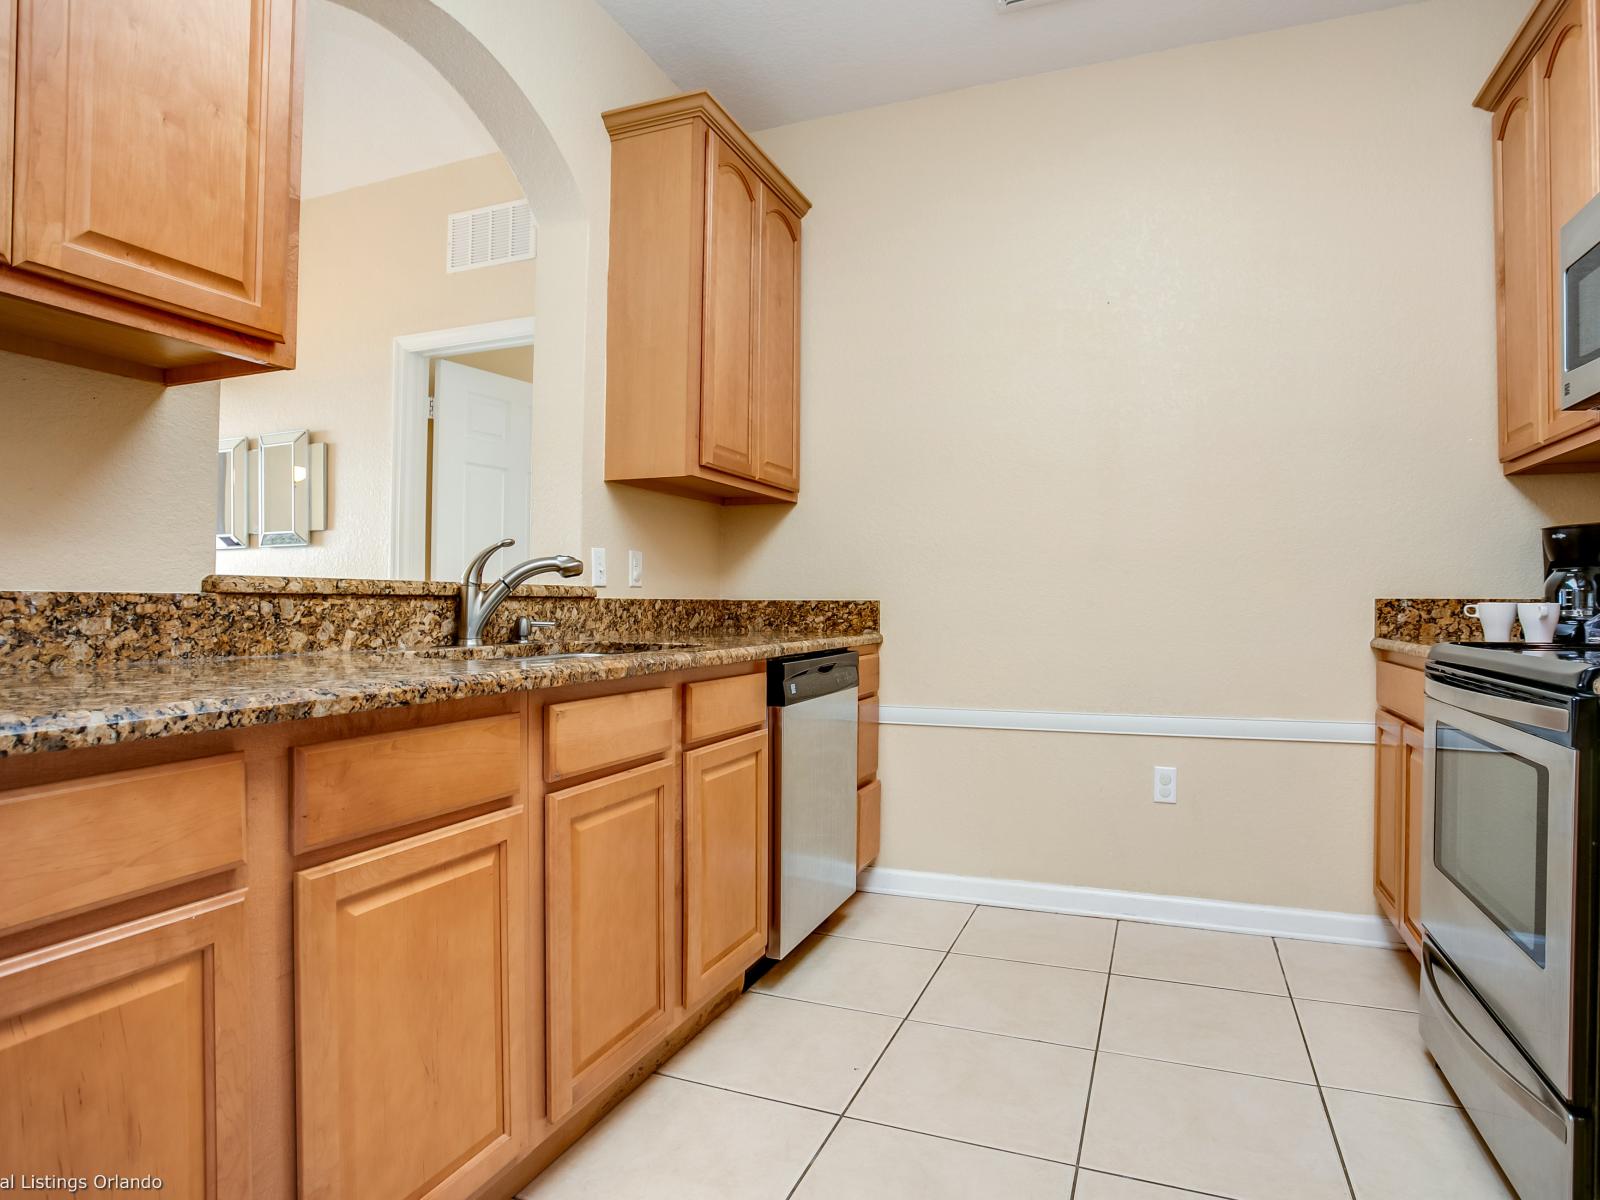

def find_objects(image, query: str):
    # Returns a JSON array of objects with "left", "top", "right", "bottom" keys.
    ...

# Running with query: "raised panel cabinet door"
[
  {"left": 0, "top": 892, "right": 249, "bottom": 1197},
  {"left": 1539, "top": 0, "right": 1600, "bottom": 443},
  {"left": 546, "top": 760, "right": 678, "bottom": 1120},
  {"left": 1495, "top": 66, "right": 1544, "bottom": 459},
  {"left": 0, "top": 0, "right": 14, "bottom": 264},
  {"left": 1373, "top": 709, "right": 1404, "bottom": 924},
  {"left": 699, "top": 132, "right": 760, "bottom": 480},
  {"left": 1401, "top": 721, "right": 1426, "bottom": 953},
  {"left": 12, "top": 0, "right": 296, "bottom": 339},
  {"left": 683, "top": 729, "right": 769, "bottom": 1008},
  {"left": 296, "top": 809, "right": 532, "bottom": 1200},
  {"left": 755, "top": 189, "right": 801, "bottom": 490}
]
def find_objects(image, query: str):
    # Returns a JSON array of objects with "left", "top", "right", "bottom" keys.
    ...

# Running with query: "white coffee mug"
[
  {"left": 1518, "top": 601, "right": 1560, "bottom": 643},
  {"left": 1464, "top": 601, "right": 1518, "bottom": 642}
]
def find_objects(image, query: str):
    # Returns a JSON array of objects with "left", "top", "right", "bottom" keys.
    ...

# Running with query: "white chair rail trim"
[{"left": 879, "top": 705, "right": 1375, "bottom": 745}]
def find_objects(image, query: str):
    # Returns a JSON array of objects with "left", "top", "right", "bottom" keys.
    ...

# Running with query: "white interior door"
[{"left": 431, "top": 359, "right": 533, "bottom": 581}]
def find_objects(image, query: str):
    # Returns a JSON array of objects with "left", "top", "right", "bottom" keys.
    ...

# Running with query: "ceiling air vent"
[{"left": 446, "top": 199, "right": 535, "bottom": 273}]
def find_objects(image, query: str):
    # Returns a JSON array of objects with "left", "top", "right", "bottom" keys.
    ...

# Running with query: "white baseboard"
[{"left": 858, "top": 865, "right": 1402, "bottom": 948}]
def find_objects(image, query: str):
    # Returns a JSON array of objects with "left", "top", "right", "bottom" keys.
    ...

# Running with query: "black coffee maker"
[{"left": 1543, "top": 524, "right": 1600, "bottom": 642}]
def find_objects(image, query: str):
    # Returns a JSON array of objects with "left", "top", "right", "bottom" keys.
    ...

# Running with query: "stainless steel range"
[{"left": 1422, "top": 642, "right": 1600, "bottom": 1199}]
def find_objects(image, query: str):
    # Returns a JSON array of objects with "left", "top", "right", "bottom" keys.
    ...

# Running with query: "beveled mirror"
[{"left": 216, "top": 437, "right": 249, "bottom": 550}]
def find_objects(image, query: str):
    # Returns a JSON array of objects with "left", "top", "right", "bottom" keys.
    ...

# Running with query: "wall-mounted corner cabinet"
[
  {"left": 1479, "top": 0, "right": 1600, "bottom": 472},
  {"left": 0, "top": 0, "right": 302, "bottom": 385},
  {"left": 603, "top": 92, "right": 809, "bottom": 504}
]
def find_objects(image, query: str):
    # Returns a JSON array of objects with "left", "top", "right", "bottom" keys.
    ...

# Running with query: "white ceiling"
[
  {"left": 594, "top": 0, "right": 1420, "bottom": 130},
  {"left": 300, "top": 0, "right": 499, "bottom": 198}
]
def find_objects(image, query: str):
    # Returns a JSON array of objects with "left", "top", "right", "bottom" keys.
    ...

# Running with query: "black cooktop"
[{"left": 1428, "top": 641, "right": 1600, "bottom": 694}]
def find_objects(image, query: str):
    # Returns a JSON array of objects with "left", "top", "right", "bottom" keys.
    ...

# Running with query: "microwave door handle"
[
  {"left": 1424, "top": 949, "right": 1569, "bottom": 1141},
  {"left": 1423, "top": 678, "right": 1571, "bottom": 734}
]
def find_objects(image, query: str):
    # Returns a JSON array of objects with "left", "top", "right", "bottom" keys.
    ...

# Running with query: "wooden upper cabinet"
[
  {"left": 1, "top": 0, "right": 14, "bottom": 266},
  {"left": 545, "top": 761, "right": 678, "bottom": 1120},
  {"left": 757, "top": 189, "right": 802, "bottom": 490},
  {"left": 1539, "top": 0, "right": 1600, "bottom": 444},
  {"left": 0, "top": 0, "right": 301, "bottom": 383},
  {"left": 604, "top": 92, "right": 810, "bottom": 504},
  {"left": 296, "top": 810, "right": 533, "bottom": 1200},
  {"left": 1495, "top": 68, "right": 1545, "bottom": 459},
  {"left": 682, "top": 729, "right": 769, "bottom": 1008},
  {"left": 1479, "top": 0, "right": 1600, "bottom": 471},
  {"left": 701, "top": 136, "right": 761, "bottom": 479},
  {"left": 0, "top": 893, "right": 250, "bottom": 1197}
]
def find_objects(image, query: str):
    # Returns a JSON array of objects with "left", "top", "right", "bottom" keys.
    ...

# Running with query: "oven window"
[
  {"left": 1434, "top": 724, "right": 1549, "bottom": 967},
  {"left": 1567, "top": 241, "right": 1600, "bottom": 371}
]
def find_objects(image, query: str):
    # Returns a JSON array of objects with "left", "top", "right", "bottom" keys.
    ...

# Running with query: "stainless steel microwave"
[{"left": 1560, "top": 190, "right": 1600, "bottom": 410}]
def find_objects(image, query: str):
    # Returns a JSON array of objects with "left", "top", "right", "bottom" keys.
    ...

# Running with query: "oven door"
[{"left": 1423, "top": 678, "right": 1577, "bottom": 1099}]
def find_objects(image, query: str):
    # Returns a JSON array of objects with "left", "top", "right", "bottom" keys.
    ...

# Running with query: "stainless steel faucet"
[{"left": 458, "top": 538, "right": 583, "bottom": 647}]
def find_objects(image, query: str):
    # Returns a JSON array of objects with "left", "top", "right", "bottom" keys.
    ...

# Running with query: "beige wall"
[
  {"left": 218, "top": 153, "right": 533, "bottom": 579},
  {"left": 0, "top": 354, "right": 219, "bottom": 592},
  {"left": 722, "top": 0, "right": 1600, "bottom": 914}
]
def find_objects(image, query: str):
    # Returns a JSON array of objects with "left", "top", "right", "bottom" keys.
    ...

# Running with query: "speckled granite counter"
[
  {"left": 1371, "top": 636, "right": 1431, "bottom": 660},
  {"left": 0, "top": 630, "right": 880, "bottom": 756},
  {"left": 0, "top": 587, "right": 880, "bottom": 756}
]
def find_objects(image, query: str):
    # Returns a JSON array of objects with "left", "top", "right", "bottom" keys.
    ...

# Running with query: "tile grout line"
[
  {"left": 782, "top": 903, "right": 982, "bottom": 1200},
  {"left": 1068, "top": 919, "right": 1120, "bottom": 1200},
  {"left": 1274, "top": 937, "right": 1358, "bottom": 1200}
]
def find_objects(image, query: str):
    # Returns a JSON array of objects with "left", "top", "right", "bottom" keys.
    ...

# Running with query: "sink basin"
[{"left": 406, "top": 640, "right": 701, "bottom": 661}]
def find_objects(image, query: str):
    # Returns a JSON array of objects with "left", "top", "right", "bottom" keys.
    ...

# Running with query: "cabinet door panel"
[
  {"left": 700, "top": 134, "right": 760, "bottom": 480},
  {"left": 683, "top": 730, "right": 769, "bottom": 1007},
  {"left": 1540, "top": 2, "right": 1600, "bottom": 443},
  {"left": 756, "top": 191, "right": 801, "bottom": 490},
  {"left": 0, "top": 893, "right": 249, "bottom": 1198},
  {"left": 1495, "top": 72, "right": 1543, "bottom": 459},
  {"left": 13, "top": 0, "right": 294, "bottom": 338},
  {"left": 1, "top": 0, "right": 14, "bottom": 264},
  {"left": 1401, "top": 722, "right": 1425, "bottom": 953},
  {"left": 1373, "top": 709, "right": 1403, "bottom": 923},
  {"left": 296, "top": 810, "right": 531, "bottom": 1200},
  {"left": 546, "top": 761, "right": 678, "bottom": 1120}
]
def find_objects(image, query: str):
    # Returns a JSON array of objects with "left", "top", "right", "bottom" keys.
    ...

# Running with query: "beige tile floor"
[{"left": 521, "top": 894, "right": 1517, "bottom": 1200}]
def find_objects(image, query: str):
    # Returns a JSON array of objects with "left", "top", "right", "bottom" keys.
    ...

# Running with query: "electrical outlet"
[
  {"left": 628, "top": 549, "right": 644, "bottom": 588},
  {"left": 589, "top": 547, "right": 607, "bottom": 587},
  {"left": 1153, "top": 766, "right": 1178, "bottom": 805}
]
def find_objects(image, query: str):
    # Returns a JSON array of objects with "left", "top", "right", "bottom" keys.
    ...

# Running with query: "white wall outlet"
[
  {"left": 628, "top": 549, "right": 644, "bottom": 588},
  {"left": 589, "top": 547, "right": 607, "bottom": 587},
  {"left": 1153, "top": 766, "right": 1178, "bottom": 804}
]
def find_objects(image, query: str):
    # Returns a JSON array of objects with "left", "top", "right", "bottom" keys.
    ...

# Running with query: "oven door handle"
[
  {"left": 1424, "top": 678, "right": 1571, "bottom": 734},
  {"left": 1424, "top": 947, "right": 1569, "bottom": 1140}
]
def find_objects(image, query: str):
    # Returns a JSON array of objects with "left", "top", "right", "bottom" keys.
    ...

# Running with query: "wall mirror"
[
  {"left": 214, "top": 0, "right": 539, "bottom": 582},
  {"left": 216, "top": 437, "right": 249, "bottom": 550}
]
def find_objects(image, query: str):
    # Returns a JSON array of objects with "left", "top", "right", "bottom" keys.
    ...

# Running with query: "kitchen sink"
[{"left": 405, "top": 640, "right": 701, "bottom": 661}]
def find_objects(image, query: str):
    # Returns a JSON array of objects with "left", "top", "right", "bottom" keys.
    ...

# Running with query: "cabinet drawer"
[
  {"left": 857, "top": 778, "right": 882, "bottom": 871},
  {"left": 1376, "top": 661, "right": 1426, "bottom": 727},
  {"left": 858, "top": 698, "right": 879, "bottom": 787},
  {"left": 0, "top": 755, "right": 246, "bottom": 934},
  {"left": 294, "top": 713, "right": 523, "bottom": 852},
  {"left": 545, "top": 688, "right": 674, "bottom": 782},
  {"left": 684, "top": 673, "right": 767, "bottom": 745},
  {"left": 858, "top": 651, "right": 880, "bottom": 700}
]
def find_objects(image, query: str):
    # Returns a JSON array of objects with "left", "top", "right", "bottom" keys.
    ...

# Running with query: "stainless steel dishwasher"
[{"left": 767, "top": 649, "right": 860, "bottom": 959}]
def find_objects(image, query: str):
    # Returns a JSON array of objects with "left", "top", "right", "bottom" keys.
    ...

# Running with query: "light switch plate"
[
  {"left": 628, "top": 550, "right": 644, "bottom": 588},
  {"left": 589, "top": 547, "right": 607, "bottom": 587}
]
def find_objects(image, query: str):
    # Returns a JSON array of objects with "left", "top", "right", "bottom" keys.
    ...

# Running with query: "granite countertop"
[
  {"left": 0, "top": 631, "right": 880, "bottom": 757},
  {"left": 1371, "top": 636, "right": 1431, "bottom": 660}
]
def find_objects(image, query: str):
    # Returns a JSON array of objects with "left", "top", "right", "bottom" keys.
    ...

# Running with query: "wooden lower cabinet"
[
  {"left": 545, "top": 760, "right": 679, "bottom": 1121},
  {"left": 1373, "top": 708, "right": 1405, "bottom": 923},
  {"left": 0, "top": 892, "right": 250, "bottom": 1196},
  {"left": 683, "top": 729, "right": 769, "bottom": 1008},
  {"left": 857, "top": 778, "right": 882, "bottom": 871},
  {"left": 295, "top": 808, "right": 533, "bottom": 1200},
  {"left": 1402, "top": 721, "right": 1426, "bottom": 951}
]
